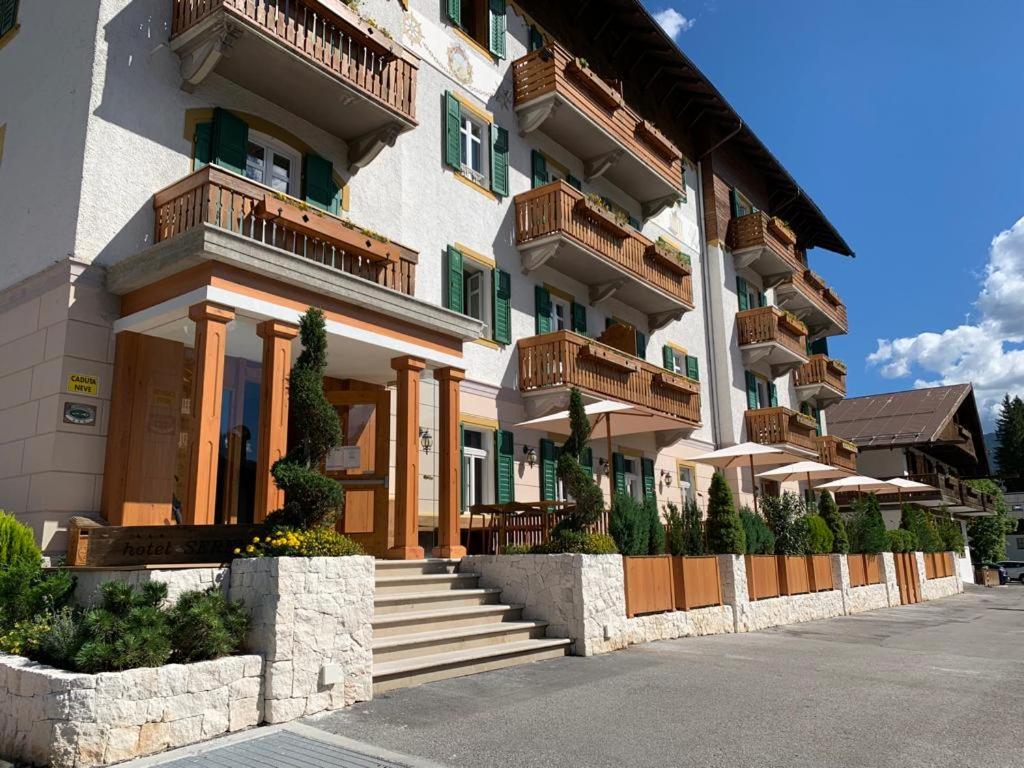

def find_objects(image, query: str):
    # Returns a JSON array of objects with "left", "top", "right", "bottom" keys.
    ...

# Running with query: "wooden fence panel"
[
  {"left": 623, "top": 555, "right": 675, "bottom": 617},
  {"left": 808, "top": 555, "right": 834, "bottom": 592},
  {"left": 893, "top": 552, "right": 922, "bottom": 604},
  {"left": 848, "top": 554, "right": 867, "bottom": 588},
  {"left": 745, "top": 555, "right": 781, "bottom": 600},
  {"left": 865, "top": 554, "right": 882, "bottom": 585},
  {"left": 777, "top": 555, "right": 811, "bottom": 596},
  {"left": 923, "top": 552, "right": 937, "bottom": 580},
  {"left": 672, "top": 556, "right": 722, "bottom": 610}
]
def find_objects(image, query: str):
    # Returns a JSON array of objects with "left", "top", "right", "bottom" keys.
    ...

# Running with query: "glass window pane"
[
  {"left": 245, "top": 143, "right": 266, "bottom": 184},
  {"left": 270, "top": 153, "right": 291, "bottom": 194},
  {"left": 464, "top": 429, "right": 483, "bottom": 450}
]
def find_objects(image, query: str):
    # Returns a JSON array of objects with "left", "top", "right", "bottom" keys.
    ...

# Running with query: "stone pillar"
[
  {"left": 388, "top": 356, "right": 426, "bottom": 560},
  {"left": 914, "top": 551, "right": 928, "bottom": 599},
  {"left": 184, "top": 302, "right": 235, "bottom": 525},
  {"left": 831, "top": 553, "right": 850, "bottom": 615},
  {"left": 717, "top": 554, "right": 750, "bottom": 632},
  {"left": 433, "top": 367, "right": 466, "bottom": 558},
  {"left": 881, "top": 552, "right": 900, "bottom": 607},
  {"left": 254, "top": 320, "right": 299, "bottom": 522}
]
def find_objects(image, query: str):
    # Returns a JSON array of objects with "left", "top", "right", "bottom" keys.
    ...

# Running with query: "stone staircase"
[{"left": 372, "top": 559, "right": 571, "bottom": 693}]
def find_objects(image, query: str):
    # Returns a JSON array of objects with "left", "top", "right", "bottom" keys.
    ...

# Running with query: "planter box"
[
  {"left": 581, "top": 342, "right": 639, "bottom": 373},
  {"left": 847, "top": 553, "right": 883, "bottom": 588},
  {"left": 0, "top": 653, "right": 262, "bottom": 768},
  {"left": 574, "top": 196, "right": 631, "bottom": 239},
  {"left": 779, "top": 312, "right": 808, "bottom": 337},
  {"left": 768, "top": 216, "right": 797, "bottom": 246},
  {"left": 745, "top": 554, "right": 781, "bottom": 601},
  {"left": 777, "top": 555, "right": 811, "bottom": 596},
  {"left": 654, "top": 370, "right": 700, "bottom": 395},
  {"left": 808, "top": 554, "right": 834, "bottom": 592},
  {"left": 636, "top": 119, "right": 682, "bottom": 161},
  {"left": 566, "top": 58, "right": 623, "bottom": 111},
  {"left": 645, "top": 242, "right": 691, "bottom": 276},
  {"left": 623, "top": 555, "right": 675, "bottom": 617},
  {"left": 672, "top": 556, "right": 722, "bottom": 610}
]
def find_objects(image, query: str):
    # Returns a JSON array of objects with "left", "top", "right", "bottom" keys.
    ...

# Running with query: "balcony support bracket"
[
  {"left": 641, "top": 193, "right": 683, "bottom": 221},
  {"left": 348, "top": 123, "right": 404, "bottom": 175},
  {"left": 516, "top": 97, "right": 559, "bottom": 136},
  {"left": 655, "top": 429, "right": 692, "bottom": 450},
  {"left": 769, "top": 360, "right": 803, "bottom": 379},
  {"left": 520, "top": 242, "right": 559, "bottom": 275},
  {"left": 177, "top": 19, "right": 242, "bottom": 92},
  {"left": 584, "top": 149, "right": 625, "bottom": 182},
  {"left": 649, "top": 309, "right": 684, "bottom": 332},
  {"left": 762, "top": 272, "right": 790, "bottom": 290},
  {"left": 589, "top": 279, "right": 625, "bottom": 306},
  {"left": 732, "top": 248, "right": 759, "bottom": 271}
]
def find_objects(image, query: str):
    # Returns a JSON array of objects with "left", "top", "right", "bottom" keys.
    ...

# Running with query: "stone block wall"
[
  {"left": 71, "top": 566, "right": 228, "bottom": 607},
  {"left": 0, "top": 653, "right": 261, "bottom": 768},
  {"left": 229, "top": 556, "right": 374, "bottom": 723}
]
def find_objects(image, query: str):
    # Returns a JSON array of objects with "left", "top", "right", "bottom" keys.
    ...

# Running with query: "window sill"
[
  {"left": 0, "top": 24, "right": 20, "bottom": 51},
  {"left": 472, "top": 337, "right": 501, "bottom": 350},
  {"left": 450, "top": 169, "right": 499, "bottom": 201}
]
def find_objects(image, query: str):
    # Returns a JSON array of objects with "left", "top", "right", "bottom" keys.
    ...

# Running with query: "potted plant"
[
  {"left": 768, "top": 216, "right": 797, "bottom": 246},
  {"left": 778, "top": 309, "right": 807, "bottom": 336},
  {"left": 567, "top": 57, "right": 623, "bottom": 111},
  {"left": 574, "top": 194, "right": 631, "bottom": 238},
  {"left": 645, "top": 237, "right": 692, "bottom": 276},
  {"left": 804, "top": 268, "right": 827, "bottom": 291},
  {"left": 794, "top": 410, "right": 819, "bottom": 430},
  {"left": 636, "top": 120, "right": 682, "bottom": 161}
]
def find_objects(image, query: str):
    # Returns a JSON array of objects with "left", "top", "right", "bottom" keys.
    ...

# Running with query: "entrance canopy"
[{"left": 515, "top": 399, "right": 690, "bottom": 436}]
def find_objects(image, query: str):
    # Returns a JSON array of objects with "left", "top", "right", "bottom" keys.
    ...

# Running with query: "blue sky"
[{"left": 643, "top": 1, "right": 1024, "bottom": 427}]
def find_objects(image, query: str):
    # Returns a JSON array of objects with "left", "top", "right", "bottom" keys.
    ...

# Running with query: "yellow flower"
[
  {"left": 233, "top": 548, "right": 241, "bottom": 555},
  {"left": 245, "top": 545, "right": 255, "bottom": 553},
  {"left": 252, "top": 537, "right": 260, "bottom": 543}
]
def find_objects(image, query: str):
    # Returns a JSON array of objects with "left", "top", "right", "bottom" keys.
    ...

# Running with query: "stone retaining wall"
[
  {"left": 921, "top": 575, "right": 961, "bottom": 601},
  {"left": 71, "top": 566, "right": 229, "bottom": 607},
  {"left": 0, "top": 653, "right": 261, "bottom": 768}
]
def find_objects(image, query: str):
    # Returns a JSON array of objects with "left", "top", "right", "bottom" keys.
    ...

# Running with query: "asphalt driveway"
[{"left": 309, "top": 586, "right": 1024, "bottom": 768}]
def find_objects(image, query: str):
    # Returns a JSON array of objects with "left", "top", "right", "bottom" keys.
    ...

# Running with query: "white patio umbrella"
[
  {"left": 691, "top": 442, "right": 803, "bottom": 512},
  {"left": 814, "top": 475, "right": 901, "bottom": 498},
  {"left": 756, "top": 460, "right": 850, "bottom": 503},
  {"left": 886, "top": 477, "right": 935, "bottom": 505}
]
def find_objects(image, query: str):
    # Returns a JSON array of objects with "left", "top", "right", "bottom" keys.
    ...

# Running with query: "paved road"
[{"left": 310, "top": 586, "right": 1024, "bottom": 768}]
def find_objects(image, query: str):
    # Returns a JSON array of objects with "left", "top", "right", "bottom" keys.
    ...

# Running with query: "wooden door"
[
  {"left": 894, "top": 552, "right": 922, "bottom": 605},
  {"left": 326, "top": 390, "right": 392, "bottom": 556}
]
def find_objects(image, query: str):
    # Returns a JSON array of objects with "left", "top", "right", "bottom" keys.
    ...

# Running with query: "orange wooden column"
[
  {"left": 433, "top": 367, "right": 466, "bottom": 558},
  {"left": 387, "top": 355, "right": 427, "bottom": 560},
  {"left": 184, "top": 301, "right": 235, "bottom": 525},
  {"left": 254, "top": 320, "right": 299, "bottom": 522}
]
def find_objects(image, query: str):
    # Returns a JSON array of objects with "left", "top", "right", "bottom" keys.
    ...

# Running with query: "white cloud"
[
  {"left": 867, "top": 216, "right": 1024, "bottom": 426},
  {"left": 653, "top": 8, "right": 696, "bottom": 38}
]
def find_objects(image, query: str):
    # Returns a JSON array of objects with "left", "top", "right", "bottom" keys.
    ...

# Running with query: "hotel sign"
[{"left": 69, "top": 525, "right": 262, "bottom": 567}]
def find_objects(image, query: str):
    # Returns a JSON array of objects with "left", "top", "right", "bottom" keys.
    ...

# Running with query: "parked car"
[
  {"left": 979, "top": 561, "right": 1009, "bottom": 584},
  {"left": 997, "top": 561, "right": 1024, "bottom": 583}
]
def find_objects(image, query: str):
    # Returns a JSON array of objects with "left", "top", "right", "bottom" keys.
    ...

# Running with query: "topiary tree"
[
  {"left": 846, "top": 494, "right": 887, "bottom": 554},
  {"left": 609, "top": 493, "right": 649, "bottom": 556},
  {"left": 705, "top": 472, "right": 746, "bottom": 555},
  {"left": 268, "top": 308, "right": 344, "bottom": 530},
  {"left": 817, "top": 491, "right": 849, "bottom": 554},
  {"left": 762, "top": 492, "right": 807, "bottom": 555},
  {"left": 0, "top": 511, "right": 40, "bottom": 568},
  {"left": 805, "top": 514, "right": 834, "bottom": 555},
  {"left": 554, "top": 389, "right": 605, "bottom": 538},
  {"left": 739, "top": 507, "right": 775, "bottom": 554}
]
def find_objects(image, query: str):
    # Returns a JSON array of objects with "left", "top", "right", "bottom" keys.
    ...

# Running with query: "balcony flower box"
[
  {"left": 654, "top": 370, "right": 700, "bottom": 395},
  {"left": 828, "top": 358, "right": 848, "bottom": 374},
  {"left": 793, "top": 411, "right": 819, "bottom": 430},
  {"left": 778, "top": 310, "right": 808, "bottom": 337},
  {"left": 567, "top": 57, "right": 624, "bottom": 111},
  {"left": 581, "top": 342, "right": 639, "bottom": 373},
  {"left": 636, "top": 119, "right": 682, "bottom": 161},
  {"left": 768, "top": 216, "right": 797, "bottom": 246},
  {"left": 804, "top": 269, "right": 827, "bottom": 291},
  {"left": 823, "top": 286, "right": 842, "bottom": 306},
  {"left": 645, "top": 240, "right": 691, "bottom": 276},
  {"left": 574, "top": 196, "right": 631, "bottom": 239},
  {"left": 328, "top": 0, "right": 404, "bottom": 59}
]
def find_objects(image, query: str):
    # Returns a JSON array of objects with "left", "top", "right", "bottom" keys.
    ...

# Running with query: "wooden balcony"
[
  {"left": 736, "top": 306, "right": 808, "bottom": 377},
  {"left": 153, "top": 165, "right": 417, "bottom": 295},
  {"left": 517, "top": 331, "right": 701, "bottom": 428},
  {"left": 838, "top": 473, "right": 995, "bottom": 516},
  {"left": 513, "top": 44, "right": 683, "bottom": 218},
  {"left": 794, "top": 354, "right": 847, "bottom": 407},
  {"left": 816, "top": 435, "right": 857, "bottom": 473},
  {"left": 775, "top": 269, "right": 849, "bottom": 338},
  {"left": 727, "top": 212, "right": 806, "bottom": 281},
  {"left": 745, "top": 407, "right": 818, "bottom": 456},
  {"left": 170, "top": 0, "right": 418, "bottom": 170},
  {"left": 515, "top": 181, "right": 694, "bottom": 329}
]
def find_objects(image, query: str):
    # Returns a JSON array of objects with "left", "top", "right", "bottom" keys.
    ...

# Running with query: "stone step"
[
  {"left": 372, "top": 621, "right": 550, "bottom": 662},
  {"left": 373, "top": 559, "right": 462, "bottom": 576},
  {"left": 372, "top": 638, "right": 572, "bottom": 693},
  {"left": 374, "top": 573, "right": 480, "bottom": 595},
  {"left": 372, "top": 603, "right": 526, "bottom": 638},
  {"left": 372, "top": 587, "right": 504, "bottom": 615}
]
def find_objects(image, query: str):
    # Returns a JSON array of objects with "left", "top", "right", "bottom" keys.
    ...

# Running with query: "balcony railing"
[
  {"left": 817, "top": 435, "right": 857, "bottom": 473},
  {"left": 794, "top": 355, "right": 847, "bottom": 397},
  {"left": 839, "top": 473, "right": 994, "bottom": 514},
  {"left": 512, "top": 44, "right": 683, "bottom": 208},
  {"left": 776, "top": 269, "right": 848, "bottom": 335},
  {"left": 518, "top": 331, "right": 701, "bottom": 427},
  {"left": 745, "top": 407, "right": 818, "bottom": 454},
  {"left": 736, "top": 307, "right": 807, "bottom": 358},
  {"left": 514, "top": 181, "right": 694, "bottom": 311},
  {"left": 727, "top": 212, "right": 806, "bottom": 276},
  {"left": 153, "top": 165, "right": 417, "bottom": 295}
]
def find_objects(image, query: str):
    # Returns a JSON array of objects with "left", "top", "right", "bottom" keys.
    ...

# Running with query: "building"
[
  {"left": 827, "top": 383, "right": 994, "bottom": 580},
  {"left": 0, "top": 0, "right": 854, "bottom": 558}
]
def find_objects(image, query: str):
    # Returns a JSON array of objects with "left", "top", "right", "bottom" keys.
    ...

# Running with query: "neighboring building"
[
  {"left": 827, "top": 383, "right": 994, "bottom": 581},
  {"left": 0, "top": 0, "right": 854, "bottom": 556}
]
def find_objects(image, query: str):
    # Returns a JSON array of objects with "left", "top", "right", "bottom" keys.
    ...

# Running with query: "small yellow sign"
[{"left": 67, "top": 374, "right": 99, "bottom": 397}]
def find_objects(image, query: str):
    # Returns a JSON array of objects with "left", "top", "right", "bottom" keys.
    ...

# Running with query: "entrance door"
[
  {"left": 893, "top": 552, "right": 922, "bottom": 605},
  {"left": 325, "top": 390, "right": 392, "bottom": 556}
]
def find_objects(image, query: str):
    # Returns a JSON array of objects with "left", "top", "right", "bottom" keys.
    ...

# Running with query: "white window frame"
[
  {"left": 461, "top": 259, "right": 492, "bottom": 337},
  {"left": 678, "top": 465, "right": 695, "bottom": 505},
  {"left": 623, "top": 457, "right": 642, "bottom": 502},
  {"left": 244, "top": 130, "right": 301, "bottom": 196},
  {"left": 550, "top": 295, "right": 571, "bottom": 332},
  {"left": 669, "top": 348, "right": 686, "bottom": 375},
  {"left": 734, "top": 190, "right": 755, "bottom": 217},
  {"left": 755, "top": 378, "right": 770, "bottom": 410},
  {"left": 459, "top": 110, "right": 489, "bottom": 187},
  {"left": 462, "top": 428, "right": 494, "bottom": 512}
]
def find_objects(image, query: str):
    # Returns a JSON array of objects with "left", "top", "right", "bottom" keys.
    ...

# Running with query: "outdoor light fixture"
[
  {"left": 660, "top": 469, "right": 672, "bottom": 485},
  {"left": 419, "top": 429, "right": 432, "bottom": 454},
  {"left": 599, "top": 457, "right": 609, "bottom": 476},
  {"left": 523, "top": 445, "right": 537, "bottom": 468}
]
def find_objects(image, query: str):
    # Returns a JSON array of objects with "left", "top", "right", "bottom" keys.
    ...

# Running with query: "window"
[
  {"left": 736, "top": 276, "right": 766, "bottom": 312},
  {"left": 745, "top": 371, "right": 776, "bottom": 410},
  {"left": 461, "top": 259, "right": 491, "bottom": 334},
  {"left": 623, "top": 457, "right": 641, "bottom": 501},
  {"left": 462, "top": 428, "right": 493, "bottom": 511},
  {"left": 550, "top": 294, "right": 571, "bottom": 332},
  {"left": 730, "top": 188, "right": 756, "bottom": 218},
  {"left": 678, "top": 465, "right": 696, "bottom": 505},
  {"left": 459, "top": 112, "right": 487, "bottom": 184},
  {"left": 444, "top": 92, "right": 509, "bottom": 196},
  {"left": 0, "top": 0, "right": 18, "bottom": 40},
  {"left": 445, "top": 245, "right": 511, "bottom": 344},
  {"left": 243, "top": 134, "right": 300, "bottom": 196},
  {"left": 447, "top": 0, "right": 506, "bottom": 58}
]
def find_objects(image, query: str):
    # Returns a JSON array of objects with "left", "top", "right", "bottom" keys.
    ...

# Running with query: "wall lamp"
[
  {"left": 523, "top": 445, "right": 537, "bottom": 468},
  {"left": 419, "top": 429, "right": 433, "bottom": 454}
]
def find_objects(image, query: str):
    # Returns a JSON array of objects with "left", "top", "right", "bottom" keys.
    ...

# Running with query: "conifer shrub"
[
  {"left": 665, "top": 501, "right": 707, "bottom": 556},
  {"left": 705, "top": 472, "right": 746, "bottom": 555},
  {"left": 0, "top": 511, "right": 40, "bottom": 568},
  {"left": 739, "top": 507, "right": 775, "bottom": 555},
  {"left": 533, "top": 531, "right": 618, "bottom": 555},
  {"left": 555, "top": 388, "right": 605, "bottom": 534},
  {"left": 762, "top": 492, "right": 807, "bottom": 555},
  {"left": 805, "top": 514, "right": 835, "bottom": 555},
  {"left": 610, "top": 493, "right": 649, "bottom": 556},
  {"left": 846, "top": 494, "right": 888, "bottom": 554},
  {"left": 168, "top": 588, "right": 250, "bottom": 664},
  {"left": 899, "top": 504, "right": 941, "bottom": 553},
  {"left": 886, "top": 528, "right": 917, "bottom": 553},
  {"left": 935, "top": 510, "right": 965, "bottom": 554},
  {"left": 645, "top": 499, "right": 665, "bottom": 555},
  {"left": 817, "top": 490, "right": 849, "bottom": 554},
  {"left": 0, "top": 560, "right": 74, "bottom": 633},
  {"left": 74, "top": 581, "right": 173, "bottom": 673}
]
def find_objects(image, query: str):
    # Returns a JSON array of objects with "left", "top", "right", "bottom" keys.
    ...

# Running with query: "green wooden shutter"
[
  {"left": 193, "top": 122, "right": 212, "bottom": 170},
  {"left": 759, "top": 290, "right": 768, "bottom": 308},
  {"left": 304, "top": 154, "right": 339, "bottom": 214},
  {"left": 635, "top": 330, "right": 646, "bottom": 359},
  {"left": 445, "top": 0, "right": 461, "bottom": 25},
  {"left": 729, "top": 188, "right": 741, "bottom": 218},
  {"left": 535, "top": 286, "right": 552, "bottom": 334},
  {"left": 488, "top": 0, "right": 507, "bottom": 58},
  {"left": 736, "top": 276, "right": 749, "bottom": 311},
  {"left": 662, "top": 345, "right": 675, "bottom": 371},
  {"left": 0, "top": 0, "right": 17, "bottom": 37},
  {"left": 540, "top": 438, "right": 557, "bottom": 500},
  {"left": 571, "top": 302, "right": 587, "bottom": 335},
  {"left": 529, "top": 25, "right": 543, "bottom": 51},
  {"left": 444, "top": 92, "right": 462, "bottom": 169},
  {"left": 641, "top": 458, "right": 656, "bottom": 503},
  {"left": 566, "top": 175, "right": 582, "bottom": 191},
  {"left": 581, "top": 447, "right": 594, "bottom": 475},
  {"left": 628, "top": 215, "right": 641, "bottom": 230},
  {"left": 685, "top": 355, "right": 700, "bottom": 381},
  {"left": 531, "top": 150, "right": 549, "bottom": 189},
  {"left": 745, "top": 371, "right": 759, "bottom": 409},
  {"left": 211, "top": 108, "right": 248, "bottom": 175},
  {"left": 446, "top": 246, "right": 464, "bottom": 313},
  {"left": 490, "top": 124, "right": 509, "bottom": 196},
  {"left": 769, "top": 382, "right": 779, "bottom": 407},
  {"left": 612, "top": 452, "right": 627, "bottom": 496},
  {"left": 459, "top": 424, "right": 466, "bottom": 511},
  {"left": 495, "top": 429, "right": 515, "bottom": 503},
  {"left": 492, "top": 268, "right": 511, "bottom": 344}
]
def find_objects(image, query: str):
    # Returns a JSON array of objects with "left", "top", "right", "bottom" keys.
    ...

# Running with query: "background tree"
[
  {"left": 817, "top": 490, "right": 849, "bottom": 554},
  {"left": 268, "top": 308, "right": 344, "bottom": 530},
  {"left": 994, "top": 394, "right": 1024, "bottom": 483},
  {"left": 705, "top": 472, "right": 746, "bottom": 554},
  {"left": 966, "top": 479, "right": 1015, "bottom": 562}
]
